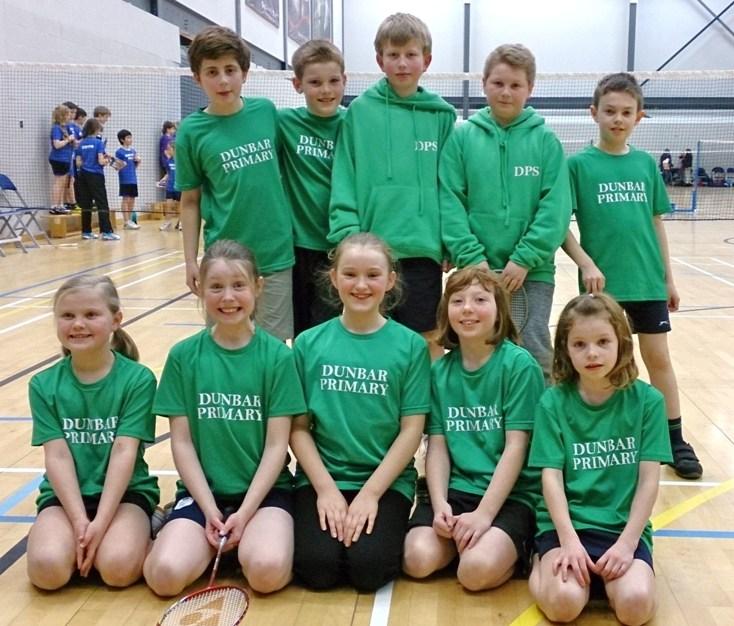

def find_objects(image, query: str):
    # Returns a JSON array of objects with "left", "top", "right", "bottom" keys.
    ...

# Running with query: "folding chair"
[
  {"left": 0, "top": 173, "right": 53, "bottom": 249},
  {"left": 0, "top": 204, "right": 27, "bottom": 257}
]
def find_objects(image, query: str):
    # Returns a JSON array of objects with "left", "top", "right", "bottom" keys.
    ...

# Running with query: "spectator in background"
[
  {"left": 159, "top": 121, "right": 176, "bottom": 175},
  {"left": 659, "top": 148, "right": 672, "bottom": 185},
  {"left": 48, "top": 104, "right": 74, "bottom": 215}
]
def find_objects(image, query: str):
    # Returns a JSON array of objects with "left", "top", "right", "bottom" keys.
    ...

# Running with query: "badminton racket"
[
  {"left": 157, "top": 534, "right": 249, "bottom": 626},
  {"left": 494, "top": 270, "right": 529, "bottom": 332}
]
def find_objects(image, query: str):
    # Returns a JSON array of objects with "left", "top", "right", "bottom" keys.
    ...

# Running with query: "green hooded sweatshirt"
[
  {"left": 328, "top": 78, "right": 456, "bottom": 262},
  {"left": 440, "top": 107, "right": 571, "bottom": 284}
]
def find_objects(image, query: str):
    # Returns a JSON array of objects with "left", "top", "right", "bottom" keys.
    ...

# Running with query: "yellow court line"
[
  {"left": 652, "top": 477, "right": 734, "bottom": 530},
  {"left": 508, "top": 478, "right": 734, "bottom": 625}
]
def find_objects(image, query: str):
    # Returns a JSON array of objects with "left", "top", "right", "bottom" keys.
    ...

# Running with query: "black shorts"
[
  {"left": 119, "top": 183, "right": 138, "bottom": 197},
  {"left": 165, "top": 190, "right": 181, "bottom": 201},
  {"left": 619, "top": 300, "right": 671, "bottom": 334},
  {"left": 391, "top": 257, "right": 442, "bottom": 333},
  {"left": 166, "top": 487, "right": 293, "bottom": 528},
  {"left": 535, "top": 529, "right": 653, "bottom": 571},
  {"left": 49, "top": 159, "right": 70, "bottom": 176},
  {"left": 38, "top": 491, "right": 154, "bottom": 517},
  {"left": 408, "top": 488, "right": 535, "bottom": 570}
]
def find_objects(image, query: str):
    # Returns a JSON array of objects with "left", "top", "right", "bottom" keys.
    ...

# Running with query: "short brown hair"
[
  {"left": 483, "top": 43, "right": 536, "bottom": 84},
  {"left": 553, "top": 293, "right": 638, "bottom": 389},
  {"left": 593, "top": 72, "right": 644, "bottom": 110},
  {"left": 93, "top": 105, "right": 111, "bottom": 119},
  {"left": 292, "top": 40, "right": 344, "bottom": 79},
  {"left": 374, "top": 13, "right": 431, "bottom": 55},
  {"left": 436, "top": 267, "right": 519, "bottom": 350},
  {"left": 188, "top": 25, "right": 251, "bottom": 75}
]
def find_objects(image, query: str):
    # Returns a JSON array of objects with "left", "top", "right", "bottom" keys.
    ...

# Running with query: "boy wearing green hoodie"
[
  {"left": 328, "top": 13, "right": 456, "bottom": 354},
  {"left": 440, "top": 44, "right": 571, "bottom": 378}
]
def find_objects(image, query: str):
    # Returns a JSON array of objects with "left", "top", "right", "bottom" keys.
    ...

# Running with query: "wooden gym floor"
[{"left": 1, "top": 218, "right": 734, "bottom": 625}]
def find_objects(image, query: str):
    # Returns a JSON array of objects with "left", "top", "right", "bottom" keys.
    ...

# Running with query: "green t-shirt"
[
  {"left": 293, "top": 318, "right": 431, "bottom": 501},
  {"left": 529, "top": 380, "right": 672, "bottom": 552},
  {"left": 154, "top": 328, "right": 306, "bottom": 497},
  {"left": 30, "top": 353, "right": 159, "bottom": 512},
  {"left": 278, "top": 106, "right": 345, "bottom": 251},
  {"left": 569, "top": 145, "right": 671, "bottom": 301},
  {"left": 428, "top": 340, "right": 544, "bottom": 509},
  {"left": 175, "top": 97, "right": 294, "bottom": 274}
]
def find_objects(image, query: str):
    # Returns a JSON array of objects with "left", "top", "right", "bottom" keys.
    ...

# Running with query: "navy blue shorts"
[
  {"left": 38, "top": 490, "right": 154, "bottom": 517},
  {"left": 167, "top": 488, "right": 293, "bottom": 528},
  {"left": 165, "top": 190, "right": 181, "bottom": 201},
  {"left": 49, "top": 159, "right": 71, "bottom": 176},
  {"left": 392, "top": 257, "right": 442, "bottom": 333},
  {"left": 535, "top": 529, "right": 653, "bottom": 571},
  {"left": 408, "top": 489, "right": 535, "bottom": 573},
  {"left": 119, "top": 183, "right": 138, "bottom": 197},
  {"left": 619, "top": 300, "right": 671, "bottom": 334}
]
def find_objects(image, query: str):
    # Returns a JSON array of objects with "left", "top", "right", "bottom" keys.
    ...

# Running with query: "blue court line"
[
  {"left": 0, "top": 417, "right": 31, "bottom": 422},
  {"left": 0, "top": 516, "right": 34, "bottom": 523},
  {"left": 0, "top": 476, "right": 42, "bottom": 515},
  {"left": 654, "top": 529, "right": 734, "bottom": 539},
  {"left": 0, "top": 247, "right": 170, "bottom": 298}
]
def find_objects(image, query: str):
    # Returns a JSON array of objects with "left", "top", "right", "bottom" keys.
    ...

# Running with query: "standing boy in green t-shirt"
[
  {"left": 562, "top": 72, "right": 702, "bottom": 480},
  {"left": 439, "top": 44, "right": 571, "bottom": 380},
  {"left": 177, "top": 26, "right": 295, "bottom": 340},
  {"left": 328, "top": 13, "right": 456, "bottom": 358},
  {"left": 278, "top": 40, "right": 346, "bottom": 336}
]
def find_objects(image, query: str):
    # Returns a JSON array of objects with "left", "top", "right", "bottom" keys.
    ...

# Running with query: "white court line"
[
  {"left": 0, "top": 262, "right": 184, "bottom": 336},
  {"left": 0, "top": 251, "right": 180, "bottom": 313},
  {"left": 673, "top": 257, "right": 734, "bottom": 288},
  {"left": 712, "top": 257, "right": 734, "bottom": 270},
  {"left": 370, "top": 580, "right": 394, "bottom": 626}
]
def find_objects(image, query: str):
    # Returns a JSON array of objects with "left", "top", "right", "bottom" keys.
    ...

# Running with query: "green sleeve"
[
  {"left": 509, "top": 134, "right": 572, "bottom": 271},
  {"left": 173, "top": 121, "right": 200, "bottom": 192},
  {"left": 400, "top": 335, "right": 431, "bottom": 416},
  {"left": 116, "top": 367, "right": 157, "bottom": 443},
  {"left": 650, "top": 154, "right": 673, "bottom": 216},
  {"left": 528, "top": 391, "right": 565, "bottom": 470},
  {"left": 152, "top": 347, "right": 186, "bottom": 417},
  {"left": 503, "top": 351, "right": 544, "bottom": 431},
  {"left": 439, "top": 130, "right": 487, "bottom": 268},
  {"left": 426, "top": 372, "right": 445, "bottom": 435},
  {"left": 29, "top": 375, "right": 64, "bottom": 446},
  {"left": 639, "top": 387, "right": 673, "bottom": 463},
  {"left": 265, "top": 344, "right": 307, "bottom": 418},
  {"left": 327, "top": 112, "right": 360, "bottom": 244}
]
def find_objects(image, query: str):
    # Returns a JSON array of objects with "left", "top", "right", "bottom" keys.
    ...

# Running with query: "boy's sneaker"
[
  {"left": 101, "top": 232, "right": 121, "bottom": 241},
  {"left": 131, "top": 211, "right": 138, "bottom": 224},
  {"left": 667, "top": 440, "right": 703, "bottom": 479},
  {"left": 159, "top": 221, "right": 172, "bottom": 231},
  {"left": 151, "top": 501, "right": 174, "bottom": 538},
  {"left": 50, "top": 205, "right": 70, "bottom": 215},
  {"left": 81, "top": 232, "right": 98, "bottom": 240},
  {"left": 124, "top": 220, "right": 140, "bottom": 230},
  {"left": 175, "top": 221, "right": 182, "bottom": 231}
]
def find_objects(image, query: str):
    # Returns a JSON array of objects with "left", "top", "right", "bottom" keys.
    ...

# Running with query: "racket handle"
[{"left": 208, "top": 534, "right": 228, "bottom": 587}]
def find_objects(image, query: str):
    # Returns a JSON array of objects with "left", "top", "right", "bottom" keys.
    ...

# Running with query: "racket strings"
[
  {"left": 159, "top": 587, "right": 249, "bottom": 626},
  {"left": 509, "top": 289, "right": 529, "bottom": 330}
]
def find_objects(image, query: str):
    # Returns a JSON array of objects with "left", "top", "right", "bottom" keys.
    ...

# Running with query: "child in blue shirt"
[
  {"left": 115, "top": 129, "right": 141, "bottom": 231},
  {"left": 158, "top": 143, "right": 180, "bottom": 231}
]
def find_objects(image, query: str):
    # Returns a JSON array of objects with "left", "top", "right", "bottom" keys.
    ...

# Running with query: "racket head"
[
  {"left": 508, "top": 285, "right": 529, "bottom": 332},
  {"left": 157, "top": 585, "right": 249, "bottom": 626}
]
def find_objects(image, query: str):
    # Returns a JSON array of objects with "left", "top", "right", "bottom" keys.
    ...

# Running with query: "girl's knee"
[
  {"left": 536, "top": 584, "right": 587, "bottom": 623},
  {"left": 611, "top": 585, "right": 656, "bottom": 626},
  {"left": 456, "top": 553, "right": 512, "bottom": 591},
  {"left": 402, "top": 535, "right": 439, "bottom": 579},
  {"left": 27, "top": 556, "right": 74, "bottom": 591},
  {"left": 143, "top": 553, "right": 189, "bottom": 597},
  {"left": 242, "top": 551, "right": 292, "bottom": 594}
]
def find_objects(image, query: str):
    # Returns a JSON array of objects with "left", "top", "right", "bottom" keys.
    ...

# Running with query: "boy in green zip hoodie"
[
  {"left": 440, "top": 44, "right": 571, "bottom": 379},
  {"left": 278, "top": 40, "right": 346, "bottom": 337},
  {"left": 328, "top": 13, "right": 456, "bottom": 356}
]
